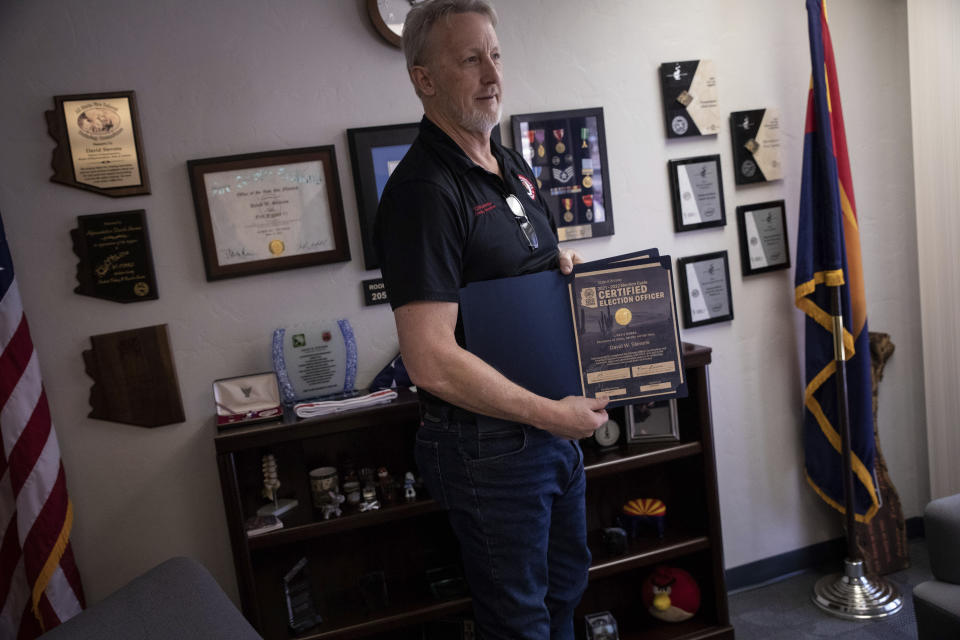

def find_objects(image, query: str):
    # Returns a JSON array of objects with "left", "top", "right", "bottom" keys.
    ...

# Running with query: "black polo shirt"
[
  {"left": 375, "top": 116, "right": 559, "bottom": 313},
  {"left": 375, "top": 117, "right": 560, "bottom": 415}
]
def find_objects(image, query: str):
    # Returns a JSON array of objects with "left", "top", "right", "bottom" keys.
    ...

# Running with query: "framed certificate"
[
  {"left": 187, "top": 146, "right": 350, "bottom": 281},
  {"left": 668, "top": 155, "right": 726, "bottom": 232},
  {"left": 347, "top": 122, "right": 501, "bottom": 270},
  {"left": 625, "top": 399, "right": 679, "bottom": 443},
  {"left": 45, "top": 91, "right": 150, "bottom": 197},
  {"left": 677, "top": 251, "right": 734, "bottom": 328},
  {"left": 736, "top": 200, "right": 790, "bottom": 276},
  {"left": 511, "top": 107, "right": 614, "bottom": 242}
]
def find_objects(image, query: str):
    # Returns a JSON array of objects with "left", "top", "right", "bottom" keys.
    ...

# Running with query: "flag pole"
[{"left": 811, "top": 284, "right": 902, "bottom": 620}]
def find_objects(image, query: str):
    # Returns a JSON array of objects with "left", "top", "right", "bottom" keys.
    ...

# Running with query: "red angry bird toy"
[{"left": 641, "top": 566, "right": 700, "bottom": 622}]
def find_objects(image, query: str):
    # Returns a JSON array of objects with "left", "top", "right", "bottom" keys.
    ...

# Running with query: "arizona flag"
[
  {"left": 795, "top": 0, "right": 879, "bottom": 522},
  {"left": 0, "top": 212, "right": 85, "bottom": 638}
]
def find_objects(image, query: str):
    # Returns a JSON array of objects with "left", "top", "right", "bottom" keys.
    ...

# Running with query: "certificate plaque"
[
  {"left": 71, "top": 210, "right": 158, "bottom": 303},
  {"left": 272, "top": 319, "right": 357, "bottom": 404},
  {"left": 569, "top": 257, "right": 684, "bottom": 402},
  {"left": 188, "top": 146, "right": 350, "bottom": 280},
  {"left": 737, "top": 200, "right": 790, "bottom": 276},
  {"left": 46, "top": 91, "right": 150, "bottom": 197},
  {"left": 659, "top": 59, "right": 719, "bottom": 138},
  {"left": 730, "top": 108, "right": 783, "bottom": 184},
  {"left": 668, "top": 155, "right": 726, "bottom": 232},
  {"left": 677, "top": 251, "right": 734, "bottom": 328}
]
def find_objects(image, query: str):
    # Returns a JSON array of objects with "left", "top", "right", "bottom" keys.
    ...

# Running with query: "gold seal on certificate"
[
  {"left": 615, "top": 307, "right": 632, "bottom": 326},
  {"left": 269, "top": 239, "right": 285, "bottom": 255},
  {"left": 46, "top": 91, "right": 150, "bottom": 197}
]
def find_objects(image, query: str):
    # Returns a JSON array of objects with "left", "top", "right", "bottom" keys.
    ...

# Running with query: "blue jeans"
[{"left": 415, "top": 406, "right": 590, "bottom": 640}]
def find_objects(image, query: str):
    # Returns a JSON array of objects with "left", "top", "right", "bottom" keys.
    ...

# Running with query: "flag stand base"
[{"left": 812, "top": 558, "right": 903, "bottom": 620}]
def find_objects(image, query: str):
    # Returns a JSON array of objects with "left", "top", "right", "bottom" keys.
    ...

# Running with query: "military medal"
[
  {"left": 553, "top": 129, "right": 566, "bottom": 154},
  {"left": 580, "top": 126, "right": 589, "bottom": 149},
  {"left": 532, "top": 166, "right": 543, "bottom": 188},
  {"left": 562, "top": 197, "right": 574, "bottom": 222},
  {"left": 581, "top": 158, "right": 594, "bottom": 189},
  {"left": 535, "top": 130, "right": 546, "bottom": 158},
  {"left": 582, "top": 194, "right": 593, "bottom": 221}
]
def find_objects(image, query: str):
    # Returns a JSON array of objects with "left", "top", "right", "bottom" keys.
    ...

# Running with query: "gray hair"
[{"left": 402, "top": 0, "right": 498, "bottom": 69}]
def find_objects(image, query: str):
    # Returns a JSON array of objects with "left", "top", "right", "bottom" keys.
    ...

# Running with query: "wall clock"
[{"left": 367, "top": 0, "right": 422, "bottom": 48}]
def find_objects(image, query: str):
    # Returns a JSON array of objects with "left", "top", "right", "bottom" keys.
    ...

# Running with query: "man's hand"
[
  {"left": 557, "top": 248, "right": 585, "bottom": 275},
  {"left": 539, "top": 395, "right": 609, "bottom": 440}
]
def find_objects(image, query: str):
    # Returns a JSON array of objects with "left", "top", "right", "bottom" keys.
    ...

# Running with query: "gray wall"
[{"left": 0, "top": 0, "right": 926, "bottom": 605}]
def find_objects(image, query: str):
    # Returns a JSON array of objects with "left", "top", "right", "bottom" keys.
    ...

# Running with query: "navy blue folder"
[{"left": 460, "top": 269, "right": 582, "bottom": 401}]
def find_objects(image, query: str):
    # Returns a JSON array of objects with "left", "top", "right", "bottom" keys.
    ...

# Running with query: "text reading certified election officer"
[{"left": 374, "top": 1, "right": 609, "bottom": 638}]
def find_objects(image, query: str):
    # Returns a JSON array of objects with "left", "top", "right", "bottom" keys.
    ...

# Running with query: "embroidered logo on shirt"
[
  {"left": 473, "top": 202, "right": 496, "bottom": 215},
  {"left": 517, "top": 174, "right": 537, "bottom": 200}
]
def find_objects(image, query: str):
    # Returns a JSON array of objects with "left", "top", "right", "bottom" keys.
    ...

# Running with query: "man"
[{"left": 374, "top": 1, "right": 608, "bottom": 637}]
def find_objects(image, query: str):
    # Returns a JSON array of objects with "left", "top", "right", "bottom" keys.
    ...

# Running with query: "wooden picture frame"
[
  {"left": 187, "top": 146, "right": 350, "bottom": 281},
  {"left": 668, "top": 154, "right": 726, "bottom": 232},
  {"left": 677, "top": 251, "right": 734, "bottom": 328},
  {"left": 511, "top": 107, "right": 614, "bottom": 242},
  {"left": 625, "top": 399, "right": 679, "bottom": 443},
  {"left": 736, "top": 200, "right": 791, "bottom": 276}
]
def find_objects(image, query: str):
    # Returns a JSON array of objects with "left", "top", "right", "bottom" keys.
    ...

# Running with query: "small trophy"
[{"left": 257, "top": 454, "right": 299, "bottom": 517}]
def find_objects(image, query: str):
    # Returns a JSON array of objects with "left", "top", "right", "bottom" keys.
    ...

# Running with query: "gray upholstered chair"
[
  {"left": 39, "top": 557, "right": 262, "bottom": 640},
  {"left": 914, "top": 493, "right": 960, "bottom": 640}
]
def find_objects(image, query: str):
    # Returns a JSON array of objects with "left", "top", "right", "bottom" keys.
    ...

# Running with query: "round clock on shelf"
[
  {"left": 367, "top": 0, "right": 420, "bottom": 48},
  {"left": 591, "top": 418, "right": 621, "bottom": 450}
]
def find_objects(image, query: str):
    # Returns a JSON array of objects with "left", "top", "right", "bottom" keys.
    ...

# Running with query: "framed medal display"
[
  {"left": 729, "top": 108, "right": 783, "bottom": 184},
  {"left": 347, "top": 122, "right": 502, "bottom": 270},
  {"left": 511, "top": 107, "right": 614, "bottom": 242},
  {"left": 659, "top": 60, "right": 720, "bottom": 138},
  {"left": 668, "top": 155, "right": 727, "bottom": 232},
  {"left": 676, "top": 251, "right": 734, "bottom": 328},
  {"left": 736, "top": 200, "right": 790, "bottom": 276}
]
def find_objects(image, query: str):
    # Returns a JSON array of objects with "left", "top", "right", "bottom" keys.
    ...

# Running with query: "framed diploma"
[
  {"left": 45, "top": 91, "right": 150, "bottom": 197},
  {"left": 729, "top": 108, "right": 784, "bottom": 184},
  {"left": 187, "top": 146, "right": 350, "bottom": 280},
  {"left": 511, "top": 107, "right": 614, "bottom": 242},
  {"left": 347, "top": 122, "right": 501, "bottom": 270},
  {"left": 677, "top": 251, "right": 734, "bottom": 328},
  {"left": 625, "top": 399, "right": 679, "bottom": 444},
  {"left": 668, "top": 155, "right": 726, "bottom": 232},
  {"left": 736, "top": 200, "right": 790, "bottom": 276},
  {"left": 659, "top": 60, "right": 719, "bottom": 138}
]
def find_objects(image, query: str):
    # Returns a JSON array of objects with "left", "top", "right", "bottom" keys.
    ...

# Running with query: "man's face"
[{"left": 423, "top": 12, "right": 502, "bottom": 134}]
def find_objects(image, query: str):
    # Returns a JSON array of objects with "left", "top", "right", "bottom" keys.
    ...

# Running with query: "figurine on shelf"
[
  {"left": 403, "top": 472, "right": 417, "bottom": 502},
  {"left": 641, "top": 565, "right": 701, "bottom": 622},
  {"left": 257, "top": 453, "right": 298, "bottom": 517},
  {"left": 377, "top": 467, "right": 397, "bottom": 504},
  {"left": 359, "top": 485, "right": 380, "bottom": 512},
  {"left": 320, "top": 490, "right": 345, "bottom": 520}
]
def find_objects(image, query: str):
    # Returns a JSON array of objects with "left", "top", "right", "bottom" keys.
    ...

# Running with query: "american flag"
[{"left": 0, "top": 213, "right": 85, "bottom": 639}]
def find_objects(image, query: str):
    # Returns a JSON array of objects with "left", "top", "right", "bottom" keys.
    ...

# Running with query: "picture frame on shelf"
[
  {"left": 625, "top": 399, "right": 679, "bottom": 444},
  {"left": 187, "top": 145, "right": 350, "bottom": 281},
  {"left": 667, "top": 154, "right": 726, "bottom": 232},
  {"left": 736, "top": 200, "right": 791, "bottom": 276},
  {"left": 347, "top": 122, "right": 501, "bottom": 270},
  {"left": 676, "top": 251, "right": 734, "bottom": 328},
  {"left": 511, "top": 107, "right": 614, "bottom": 242}
]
